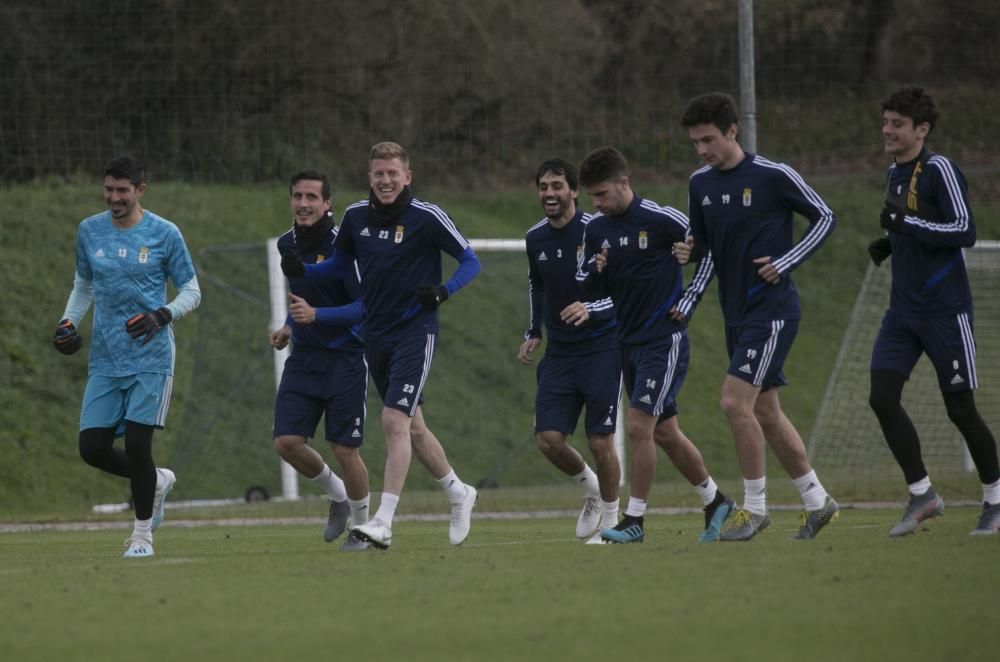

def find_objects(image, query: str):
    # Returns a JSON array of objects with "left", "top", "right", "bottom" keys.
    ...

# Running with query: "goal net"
[{"left": 808, "top": 241, "right": 1000, "bottom": 501}]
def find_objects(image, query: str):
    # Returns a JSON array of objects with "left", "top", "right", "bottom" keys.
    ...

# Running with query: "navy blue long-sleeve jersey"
[
  {"left": 576, "top": 195, "right": 689, "bottom": 345},
  {"left": 680, "top": 154, "right": 835, "bottom": 326},
  {"left": 884, "top": 148, "right": 975, "bottom": 317},
  {"left": 278, "top": 225, "right": 363, "bottom": 353},
  {"left": 525, "top": 210, "right": 616, "bottom": 356},
  {"left": 309, "top": 197, "right": 480, "bottom": 339}
]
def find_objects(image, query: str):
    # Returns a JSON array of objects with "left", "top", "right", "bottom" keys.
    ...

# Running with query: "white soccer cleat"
[
  {"left": 449, "top": 484, "right": 477, "bottom": 545},
  {"left": 122, "top": 536, "right": 154, "bottom": 558},
  {"left": 576, "top": 495, "right": 601, "bottom": 539},
  {"left": 351, "top": 519, "right": 392, "bottom": 549},
  {"left": 151, "top": 468, "right": 176, "bottom": 531},
  {"left": 584, "top": 531, "right": 611, "bottom": 545}
]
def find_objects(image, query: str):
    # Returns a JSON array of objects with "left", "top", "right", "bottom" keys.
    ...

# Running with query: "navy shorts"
[
  {"left": 621, "top": 331, "right": 689, "bottom": 420},
  {"left": 535, "top": 348, "right": 620, "bottom": 435},
  {"left": 871, "top": 309, "right": 979, "bottom": 392},
  {"left": 273, "top": 347, "right": 367, "bottom": 446},
  {"left": 365, "top": 334, "right": 435, "bottom": 417},
  {"left": 725, "top": 319, "right": 798, "bottom": 390}
]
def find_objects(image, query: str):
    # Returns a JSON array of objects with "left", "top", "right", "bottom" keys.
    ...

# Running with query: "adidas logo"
[
  {"left": 351, "top": 429, "right": 361, "bottom": 438},
  {"left": 396, "top": 397, "right": 410, "bottom": 407},
  {"left": 600, "top": 239, "right": 611, "bottom": 249},
  {"left": 702, "top": 195, "right": 711, "bottom": 206},
  {"left": 604, "top": 417, "right": 613, "bottom": 426},
  {"left": 951, "top": 374, "right": 965, "bottom": 385},
  {"left": 94, "top": 248, "right": 105, "bottom": 257},
  {"left": 739, "top": 363, "right": 753, "bottom": 374},
  {"left": 538, "top": 251, "right": 547, "bottom": 261},
  {"left": 360, "top": 227, "right": 371, "bottom": 237},
  {"left": 639, "top": 394, "right": 652, "bottom": 404}
]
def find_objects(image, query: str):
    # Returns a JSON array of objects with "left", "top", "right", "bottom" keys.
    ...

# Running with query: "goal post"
[{"left": 807, "top": 241, "right": 1000, "bottom": 501}]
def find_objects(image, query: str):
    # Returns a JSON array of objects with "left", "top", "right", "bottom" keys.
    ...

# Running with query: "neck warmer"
[
  {"left": 367, "top": 186, "right": 413, "bottom": 226},
  {"left": 293, "top": 211, "right": 334, "bottom": 254}
]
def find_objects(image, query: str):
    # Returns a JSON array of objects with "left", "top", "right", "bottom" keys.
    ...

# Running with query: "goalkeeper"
[
  {"left": 282, "top": 142, "right": 480, "bottom": 549},
  {"left": 869, "top": 86, "right": 1000, "bottom": 536},
  {"left": 270, "top": 170, "right": 372, "bottom": 551},
  {"left": 53, "top": 156, "right": 200, "bottom": 559}
]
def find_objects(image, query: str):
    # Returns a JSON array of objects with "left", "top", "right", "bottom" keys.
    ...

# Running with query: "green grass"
[
  {"left": 1, "top": 173, "right": 998, "bottom": 517},
  {"left": 1, "top": 510, "right": 997, "bottom": 662}
]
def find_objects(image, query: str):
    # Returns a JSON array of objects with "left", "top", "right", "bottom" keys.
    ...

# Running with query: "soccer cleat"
[
  {"left": 969, "top": 501, "right": 1000, "bottom": 536},
  {"left": 576, "top": 495, "right": 601, "bottom": 539},
  {"left": 122, "top": 536, "right": 154, "bottom": 558},
  {"left": 600, "top": 516, "right": 644, "bottom": 544},
  {"left": 449, "top": 484, "right": 477, "bottom": 545},
  {"left": 793, "top": 495, "right": 840, "bottom": 540},
  {"left": 151, "top": 468, "right": 176, "bottom": 531},
  {"left": 719, "top": 509, "right": 771, "bottom": 541},
  {"left": 323, "top": 499, "right": 350, "bottom": 543},
  {"left": 699, "top": 492, "right": 736, "bottom": 543},
  {"left": 339, "top": 531, "right": 378, "bottom": 551},
  {"left": 584, "top": 531, "right": 612, "bottom": 545},
  {"left": 351, "top": 519, "right": 392, "bottom": 549},
  {"left": 888, "top": 488, "right": 945, "bottom": 537}
]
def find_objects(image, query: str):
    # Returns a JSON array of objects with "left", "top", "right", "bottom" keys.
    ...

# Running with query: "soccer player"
[
  {"left": 270, "top": 170, "right": 373, "bottom": 550},
  {"left": 52, "top": 156, "right": 200, "bottom": 558},
  {"left": 576, "top": 147, "right": 734, "bottom": 544},
  {"left": 678, "top": 92, "right": 839, "bottom": 541},
  {"left": 867, "top": 85, "right": 1000, "bottom": 536},
  {"left": 518, "top": 159, "right": 621, "bottom": 544},
  {"left": 282, "top": 142, "right": 480, "bottom": 549}
]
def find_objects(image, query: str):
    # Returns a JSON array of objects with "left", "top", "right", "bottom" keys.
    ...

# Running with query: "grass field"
[{"left": 1, "top": 507, "right": 997, "bottom": 662}]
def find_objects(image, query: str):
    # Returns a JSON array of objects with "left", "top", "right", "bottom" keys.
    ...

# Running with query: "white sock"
[
  {"left": 572, "top": 466, "right": 601, "bottom": 498},
  {"left": 624, "top": 497, "right": 646, "bottom": 518},
  {"left": 373, "top": 493, "right": 400, "bottom": 526},
  {"left": 311, "top": 464, "right": 347, "bottom": 502},
  {"left": 694, "top": 476, "right": 719, "bottom": 506},
  {"left": 743, "top": 477, "right": 767, "bottom": 516},
  {"left": 792, "top": 470, "right": 828, "bottom": 511},
  {"left": 133, "top": 517, "right": 153, "bottom": 540},
  {"left": 600, "top": 499, "right": 619, "bottom": 527},
  {"left": 908, "top": 476, "right": 932, "bottom": 497},
  {"left": 436, "top": 469, "right": 468, "bottom": 503},
  {"left": 983, "top": 479, "right": 1000, "bottom": 505},
  {"left": 348, "top": 495, "right": 370, "bottom": 526}
]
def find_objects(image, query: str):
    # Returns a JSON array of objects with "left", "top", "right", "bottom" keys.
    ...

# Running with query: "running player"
[{"left": 53, "top": 155, "right": 200, "bottom": 558}]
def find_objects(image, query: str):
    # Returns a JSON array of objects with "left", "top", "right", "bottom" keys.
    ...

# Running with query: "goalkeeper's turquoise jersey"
[{"left": 75, "top": 210, "right": 197, "bottom": 377}]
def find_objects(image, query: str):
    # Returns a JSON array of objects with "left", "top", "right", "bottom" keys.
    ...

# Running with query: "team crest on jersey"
[
  {"left": 742, "top": 188, "right": 752, "bottom": 207},
  {"left": 638, "top": 231, "right": 648, "bottom": 249},
  {"left": 315, "top": 255, "right": 325, "bottom": 263},
  {"left": 394, "top": 225, "right": 404, "bottom": 244},
  {"left": 138, "top": 246, "right": 149, "bottom": 264}
]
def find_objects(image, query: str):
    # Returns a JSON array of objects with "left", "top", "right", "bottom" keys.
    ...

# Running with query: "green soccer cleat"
[
  {"left": 719, "top": 508, "right": 771, "bottom": 542},
  {"left": 324, "top": 499, "right": 350, "bottom": 543},
  {"left": 699, "top": 492, "right": 735, "bottom": 543},
  {"left": 793, "top": 495, "right": 840, "bottom": 540},
  {"left": 889, "top": 488, "right": 944, "bottom": 537},
  {"left": 969, "top": 501, "right": 1000, "bottom": 536}
]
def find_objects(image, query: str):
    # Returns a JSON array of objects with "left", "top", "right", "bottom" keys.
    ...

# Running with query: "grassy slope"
[
  {"left": 1, "top": 513, "right": 998, "bottom": 662},
  {"left": 0, "top": 172, "right": 997, "bottom": 518}
]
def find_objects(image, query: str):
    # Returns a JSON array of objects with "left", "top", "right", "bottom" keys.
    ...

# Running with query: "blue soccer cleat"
[{"left": 600, "top": 516, "right": 645, "bottom": 544}]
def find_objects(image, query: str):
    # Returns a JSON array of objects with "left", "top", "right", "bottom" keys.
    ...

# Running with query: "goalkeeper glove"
[
  {"left": 868, "top": 237, "right": 892, "bottom": 267},
  {"left": 415, "top": 284, "right": 449, "bottom": 312},
  {"left": 52, "top": 319, "right": 83, "bottom": 355},
  {"left": 879, "top": 204, "right": 907, "bottom": 233},
  {"left": 125, "top": 307, "right": 173, "bottom": 345},
  {"left": 279, "top": 246, "right": 305, "bottom": 278}
]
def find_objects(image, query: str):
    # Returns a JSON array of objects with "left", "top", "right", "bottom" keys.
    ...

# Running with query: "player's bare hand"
[
  {"left": 289, "top": 293, "right": 316, "bottom": 324},
  {"left": 594, "top": 248, "right": 608, "bottom": 273},
  {"left": 753, "top": 256, "right": 781, "bottom": 284},
  {"left": 673, "top": 236, "right": 694, "bottom": 265},
  {"left": 517, "top": 337, "right": 541, "bottom": 365},
  {"left": 560, "top": 301, "right": 590, "bottom": 327},
  {"left": 270, "top": 325, "right": 291, "bottom": 349},
  {"left": 669, "top": 305, "right": 687, "bottom": 322}
]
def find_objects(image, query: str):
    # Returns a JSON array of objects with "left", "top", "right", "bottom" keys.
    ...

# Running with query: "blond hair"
[{"left": 368, "top": 141, "right": 409, "bottom": 168}]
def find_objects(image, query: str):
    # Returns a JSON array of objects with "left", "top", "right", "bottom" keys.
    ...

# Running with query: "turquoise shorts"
[{"left": 80, "top": 373, "right": 173, "bottom": 436}]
